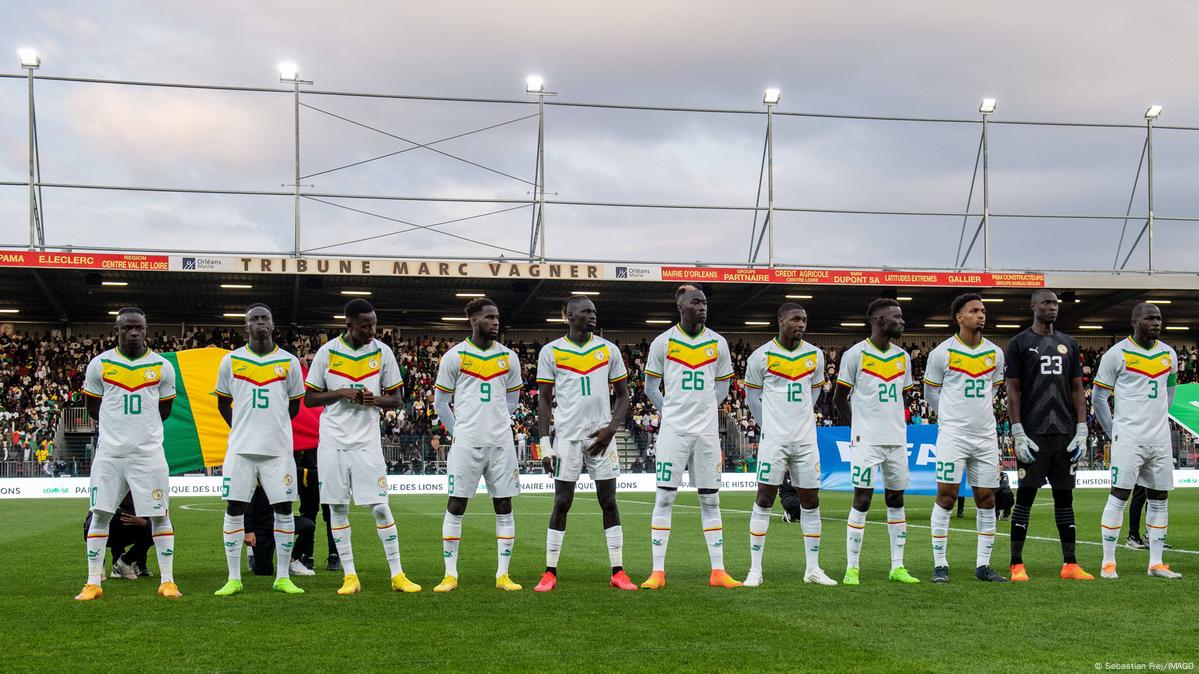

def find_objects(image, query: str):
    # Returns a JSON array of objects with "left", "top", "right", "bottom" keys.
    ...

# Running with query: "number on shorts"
[
  {"left": 656, "top": 461, "right": 673, "bottom": 483},
  {"left": 448, "top": 475, "right": 455, "bottom": 495},
  {"left": 480, "top": 382, "right": 491, "bottom": 402},
  {"left": 580, "top": 378, "right": 592, "bottom": 397},
  {"left": 1148, "top": 381, "right": 1159, "bottom": 399},
  {"left": 553, "top": 456, "right": 561, "bottom": 478},
  {"left": 1110, "top": 466, "right": 1118, "bottom": 485},
  {"left": 681, "top": 370, "right": 705, "bottom": 391},
  {"left": 122, "top": 393, "right": 142, "bottom": 415},
  {"left": 964, "top": 378, "right": 986, "bottom": 398},
  {"left": 221, "top": 476, "right": 230, "bottom": 499},
  {"left": 877, "top": 382, "right": 897, "bottom": 403},
  {"left": 851, "top": 465, "right": 872, "bottom": 487},
  {"left": 935, "top": 460, "right": 956, "bottom": 482},
  {"left": 90, "top": 486, "right": 97, "bottom": 508},
  {"left": 252, "top": 388, "right": 270, "bottom": 409},
  {"left": 757, "top": 461, "right": 772, "bottom": 482},
  {"left": 786, "top": 382, "right": 804, "bottom": 403}
]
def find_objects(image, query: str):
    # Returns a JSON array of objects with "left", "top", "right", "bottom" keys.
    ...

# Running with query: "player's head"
[
  {"left": 866, "top": 298, "right": 904, "bottom": 339},
  {"left": 114, "top": 307, "right": 146, "bottom": 352},
  {"left": 675, "top": 285, "right": 707, "bottom": 325},
  {"left": 244, "top": 303, "right": 274, "bottom": 342},
  {"left": 562, "top": 295, "right": 597, "bottom": 334},
  {"left": 777, "top": 302, "right": 807, "bottom": 341},
  {"left": 951, "top": 293, "right": 985, "bottom": 332},
  {"left": 343, "top": 298, "right": 376, "bottom": 344},
  {"left": 465, "top": 297, "right": 500, "bottom": 340},
  {"left": 1030, "top": 289, "right": 1059, "bottom": 325},
  {"left": 1131, "top": 302, "right": 1163, "bottom": 341}
]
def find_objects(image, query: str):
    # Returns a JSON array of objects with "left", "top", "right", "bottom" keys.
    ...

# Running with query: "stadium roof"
[{"left": 4, "top": 264, "right": 1196, "bottom": 336}]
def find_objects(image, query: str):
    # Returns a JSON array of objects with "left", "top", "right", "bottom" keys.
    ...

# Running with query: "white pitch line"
[{"left": 614, "top": 497, "right": 1199, "bottom": 556}]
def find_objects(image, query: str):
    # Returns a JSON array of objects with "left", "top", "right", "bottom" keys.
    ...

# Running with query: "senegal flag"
[
  {"left": 159, "top": 348, "right": 322, "bottom": 474},
  {"left": 1169, "top": 382, "right": 1199, "bottom": 439}
]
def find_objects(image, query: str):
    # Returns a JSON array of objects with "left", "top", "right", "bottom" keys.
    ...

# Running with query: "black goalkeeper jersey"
[{"left": 1003, "top": 328, "right": 1082, "bottom": 436}]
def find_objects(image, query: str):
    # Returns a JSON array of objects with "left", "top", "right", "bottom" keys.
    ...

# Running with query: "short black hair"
[
  {"left": 1031, "top": 288, "right": 1057, "bottom": 303},
  {"left": 1132, "top": 302, "right": 1159, "bottom": 319},
  {"left": 950, "top": 293, "right": 983, "bottom": 318},
  {"left": 464, "top": 297, "right": 497, "bottom": 317},
  {"left": 562, "top": 295, "right": 592, "bottom": 317},
  {"left": 246, "top": 302, "right": 271, "bottom": 315},
  {"left": 116, "top": 306, "right": 144, "bottom": 319},
  {"left": 675, "top": 284, "right": 700, "bottom": 301},
  {"left": 343, "top": 298, "right": 374, "bottom": 320},
  {"left": 777, "top": 302, "right": 805, "bottom": 321},
  {"left": 866, "top": 298, "right": 900, "bottom": 320}
]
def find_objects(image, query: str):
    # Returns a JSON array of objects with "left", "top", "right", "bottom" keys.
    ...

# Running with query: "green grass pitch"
[{"left": 1, "top": 489, "right": 1196, "bottom": 672}]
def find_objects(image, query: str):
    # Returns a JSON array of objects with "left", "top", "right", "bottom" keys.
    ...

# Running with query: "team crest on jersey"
[
  {"left": 101, "top": 358, "right": 165, "bottom": 392},
  {"left": 554, "top": 344, "right": 610, "bottom": 375},
  {"left": 377, "top": 476, "right": 387, "bottom": 488},
  {"left": 1057, "top": 344, "right": 1068, "bottom": 355},
  {"left": 667, "top": 338, "right": 720, "bottom": 369},
  {"left": 283, "top": 474, "right": 294, "bottom": 486},
  {"left": 460, "top": 349, "right": 512, "bottom": 381},
  {"left": 1122, "top": 349, "right": 1172, "bottom": 379},
  {"left": 151, "top": 489, "right": 164, "bottom": 500},
  {"left": 328, "top": 348, "right": 382, "bottom": 382},
  {"left": 861, "top": 350, "right": 907, "bottom": 382},
  {"left": 232, "top": 355, "right": 292, "bottom": 386}
]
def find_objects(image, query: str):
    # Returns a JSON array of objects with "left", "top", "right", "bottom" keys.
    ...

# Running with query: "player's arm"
[
  {"left": 217, "top": 396, "right": 233, "bottom": 427},
  {"left": 587, "top": 377, "right": 630, "bottom": 457},
  {"left": 810, "top": 350, "right": 826, "bottom": 411},
  {"left": 644, "top": 336, "right": 666, "bottom": 412},
  {"left": 85, "top": 394, "right": 101, "bottom": 423},
  {"left": 505, "top": 351, "right": 523, "bottom": 416},
  {"left": 923, "top": 346, "right": 945, "bottom": 416},
  {"left": 833, "top": 347, "right": 857, "bottom": 426},
  {"left": 158, "top": 360, "right": 177, "bottom": 421},
  {"left": 304, "top": 387, "right": 356, "bottom": 408},
  {"left": 215, "top": 356, "right": 233, "bottom": 426},
  {"left": 433, "top": 388, "right": 456, "bottom": 436},
  {"left": 1091, "top": 384, "right": 1113, "bottom": 437},
  {"left": 745, "top": 386, "right": 763, "bottom": 424},
  {"left": 743, "top": 349, "right": 765, "bottom": 423},
  {"left": 713, "top": 337, "right": 734, "bottom": 403},
  {"left": 644, "top": 374, "right": 665, "bottom": 412},
  {"left": 432, "top": 349, "right": 460, "bottom": 436},
  {"left": 833, "top": 384, "right": 852, "bottom": 426},
  {"left": 537, "top": 381, "right": 555, "bottom": 470}
]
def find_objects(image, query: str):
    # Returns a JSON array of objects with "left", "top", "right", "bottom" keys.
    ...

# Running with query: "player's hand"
[
  {"left": 358, "top": 389, "right": 377, "bottom": 406},
  {"left": 244, "top": 532, "right": 256, "bottom": 547},
  {"left": 1011, "top": 423, "right": 1039, "bottom": 464},
  {"left": 1067, "top": 422, "right": 1088, "bottom": 464},
  {"left": 120, "top": 513, "right": 147, "bottom": 527},
  {"left": 339, "top": 388, "right": 360, "bottom": 402},
  {"left": 586, "top": 426, "right": 615, "bottom": 457},
  {"left": 541, "top": 456, "right": 555, "bottom": 474}
]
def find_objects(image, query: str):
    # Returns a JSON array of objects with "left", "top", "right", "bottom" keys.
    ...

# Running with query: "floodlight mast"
[
  {"left": 763, "top": 88, "right": 780, "bottom": 268},
  {"left": 279, "top": 62, "right": 312, "bottom": 257},
  {"left": 21, "top": 48, "right": 40, "bottom": 250},
  {"left": 979, "top": 98, "right": 996, "bottom": 270},
  {"left": 1145, "top": 104, "right": 1161, "bottom": 272}
]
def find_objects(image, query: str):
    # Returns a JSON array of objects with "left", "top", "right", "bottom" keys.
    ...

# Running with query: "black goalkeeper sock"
[
  {"left": 1009, "top": 485, "right": 1038, "bottom": 565},
  {"left": 1052, "top": 489, "right": 1077, "bottom": 564}
]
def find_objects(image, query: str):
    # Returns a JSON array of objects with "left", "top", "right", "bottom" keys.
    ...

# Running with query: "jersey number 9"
[{"left": 480, "top": 382, "right": 492, "bottom": 402}]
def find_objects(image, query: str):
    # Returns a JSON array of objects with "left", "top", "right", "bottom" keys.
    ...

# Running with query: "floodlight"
[
  {"left": 979, "top": 98, "right": 996, "bottom": 114},
  {"left": 278, "top": 62, "right": 299, "bottom": 81},
  {"left": 526, "top": 75, "right": 544, "bottom": 93},
  {"left": 763, "top": 88, "right": 781, "bottom": 105},
  {"left": 1145, "top": 105, "right": 1163, "bottom": 120}
]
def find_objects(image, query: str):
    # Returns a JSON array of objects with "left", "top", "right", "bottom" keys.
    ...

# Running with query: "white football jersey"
[
  {"left": 645, "top": 324, "right": 734, "bottom": 436},
  {"left": 744, "top": 338, "right": 826, "bottom": 445},
  {"left": 536, "top": 335, "right": 628, "bottom": 440},
  {"left": 215, "top": 345, "right": 305, "bottom": 458},
  {"left": 304, "top": 335, "right": 403, "bottom": 451},
  {"left": 923, "top": 335, "right": 1004, "bottom": 438},
  {"left": 1094, "top": 337, "right": 1177, "bottom": 447},
  {"left": 836, "top": 339, "right": 913, "bottom": 446},
  {"left": 435, "top": 338, "right": 523, "bottom": 447},
  {"left": 83, "top": 348, "right": 177, "bottom": 458}
]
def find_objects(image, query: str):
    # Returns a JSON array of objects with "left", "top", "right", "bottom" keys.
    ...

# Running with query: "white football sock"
[
  {"left": 975, "top": 507, "right": 997, "bottom": 568},
  {"left": 1146, "top": 499, "right": 1168, "bottom": 567},
  {"left": 442, "top": 512, "right": 463, "bottom": 577},
  {"left": 1100, "top": 494, "right": 1126, "bottom": 566},
  {"left": 150, "top": 516, "right": 176, "bottom": 583},
  {"left": 699, "top": 492, "right": 725, "bottom": 570},
  {"left": 650, "top": 488, "right": 676, "bottom": 573},
  {"left": 222, "top": 513, "right": 245, "bottom": 582},
  {"left": 748, "top": 504, "right": 771, "bottom": 573},
  {"left": 86, "top": 510, "right": 113, "bottom": 586},
  {"left": 800, "top": 507, "right": 822, "bottom": 572},
  {"left": 886, "top": 507, "right": 907, "bottom": 570},
  {"left": 496, "top": 513, "right": 515, "bottom": 577},
  {"left": 329, "top": 505, "right": 356, "bottom": 576},
  {"left": 605, "top": 525, "right": 624, "bottom": 569},
  {"left": 846, "top": 508, "right": 867, "bottom": 568},
  {"left": 931, "top": 503, "right": 951, "bottom": 567},
  {"left": 372, "top": 504, "right": 403, "bottom": 576},
  {"left": 546, "top": 528, "right": 565, "bottom": 569},
  {"left": 273, "top": 512, "right": 295, "bottom": 581}
]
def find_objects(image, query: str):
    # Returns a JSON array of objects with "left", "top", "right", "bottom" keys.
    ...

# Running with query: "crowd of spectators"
[{"left": 2, "top": 327, "right": 1198, "bottom": 475}]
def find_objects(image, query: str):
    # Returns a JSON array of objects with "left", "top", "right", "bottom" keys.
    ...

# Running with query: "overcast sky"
[{"left": 3, "top": 0, "right": 1199, "bottom": 273}]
